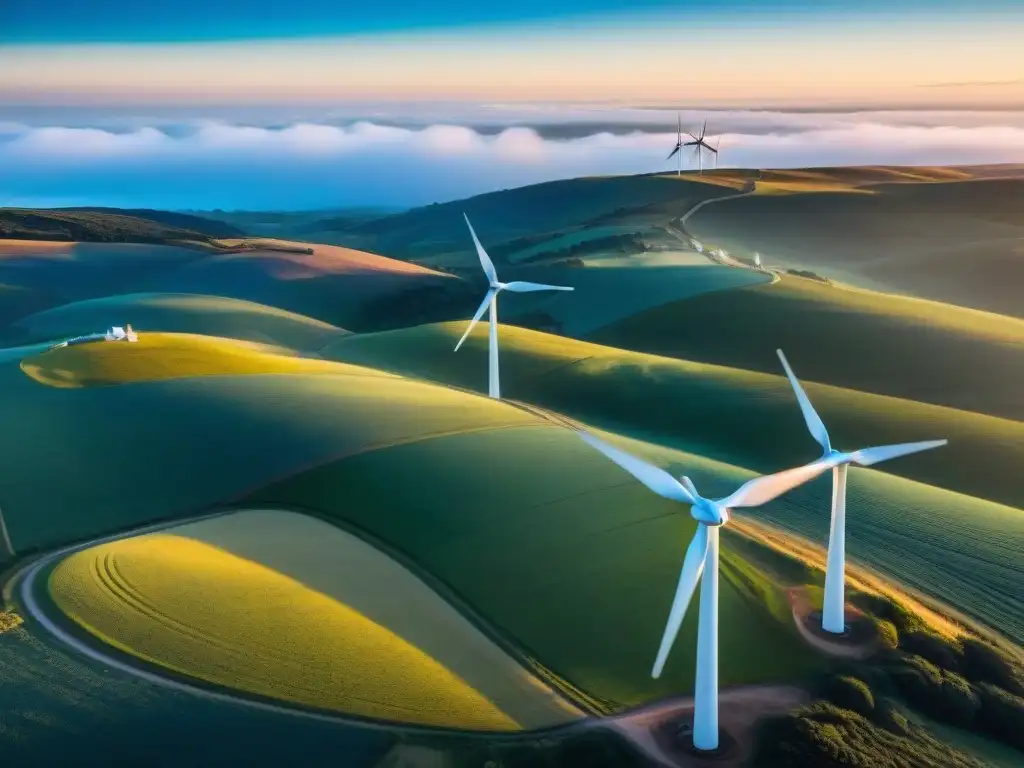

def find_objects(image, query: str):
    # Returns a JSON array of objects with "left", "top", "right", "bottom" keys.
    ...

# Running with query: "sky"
[{"left": 2, "top": 1, "right": 1023, "bottom": 209}]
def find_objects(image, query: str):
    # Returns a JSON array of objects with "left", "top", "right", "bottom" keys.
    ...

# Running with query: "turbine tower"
[
  {"left": 456, "top": 215, "right": 574, "bottom": 399},
  {"left": 575, "top": 428, "right": 839, "bottom": 751},
  {"left": 666, "top": 114, "right": 685, "bottom": 175},
  {"left": 776, "top": 349, "right": 947, "bottom": 634},
  {"left": 683, "top": 119, "right": 719, "bottom": 176}
]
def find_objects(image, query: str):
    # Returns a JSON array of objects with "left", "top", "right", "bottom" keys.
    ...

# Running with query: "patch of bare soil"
[
  {"left": 600, "top": 685, "right": 809, "bottom": 767},
  {"left": 787, "top": 587, "right": 877, "bottom": 660}
]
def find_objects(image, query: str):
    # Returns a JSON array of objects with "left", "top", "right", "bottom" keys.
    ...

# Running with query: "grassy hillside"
[
  {"left": 495, "top": 261, "right": 769, "bottom": 336},
  {"left": 243, "top": 424, "right": 822, "bottom": 708},
  {"left": 0, "top": 207, "right": 238, "bottom": 242},
  {"left": 320, "top": 174, "right": 735, "bottom": 266},
  {"left": 322, "top": 322, "right": 1023, "bottom": 508},
  {"left": 2, "top": 330, "right": 821, "bottom": 714},
  {"left": 19, "top": 332, "right": 377, "bottom": 388},
  {"left": 0, "top": 335, "right": 544, "bottom": 553},
  {"left": 681, "top": 177, "right": 1024, "bottom": 317},
  {"left": 0, "top": 239, "right": 205, "bottom": 304},
  {"left": 590, "top": 275, "right": 1024, "bottom": 421},
  {"left": 134, "top": 241, "right": 462, "bottom": 330},
  {"left": 13, "top": 293, "right": 346, "bottom": 352},
  {"left": 0, "top": 624, "right": 395, "bottom": 766}
]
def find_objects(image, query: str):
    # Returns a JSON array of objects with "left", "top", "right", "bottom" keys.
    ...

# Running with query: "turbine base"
[{"left": 674, "top": 722, "right": 738, "bottom": 760}]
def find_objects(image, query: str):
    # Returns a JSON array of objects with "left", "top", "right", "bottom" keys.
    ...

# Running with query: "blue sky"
[
  {"left": 6, "top": 1, "right": 1019, "bottom": 43},
  {"left": 1, "top": 1, "right": 1022, "bottom": 210}
]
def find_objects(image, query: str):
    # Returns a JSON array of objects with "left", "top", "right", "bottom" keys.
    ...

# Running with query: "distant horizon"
[{"left": 6, "top": 161, "right": 1024, "bottom": 215}]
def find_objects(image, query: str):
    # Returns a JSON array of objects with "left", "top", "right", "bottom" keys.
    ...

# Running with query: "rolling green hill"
[
  {"left": 323, "top": 324, "right": 1024, "bottom": 643},
  {"left": 322, "top": 322, "right": 1024, "bottom": 508},
  {"left": 134, "top": 241, "right": 462, "bottom": 330},
  {"left": 0, "top": 334, "right": 540, "bottom": 553},
  {"left": 681, "top": 177, "right": 1024, "bottom": 318},
  {"left": 319, "top": 174, "right": 734, "bottom": 267},
  {"left": 590, "top": 274, "right": 1024, "bottom": 421},
  {"left": 13, "top": 293, "right": 346, "bottom": 352},
  {"left": 0, "top": 331, "right": 822, "bottom": 714}
]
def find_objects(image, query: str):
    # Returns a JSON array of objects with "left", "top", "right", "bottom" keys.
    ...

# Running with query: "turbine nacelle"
[{"left": 680, "top": 477, "right": 728, "bottom": 526}]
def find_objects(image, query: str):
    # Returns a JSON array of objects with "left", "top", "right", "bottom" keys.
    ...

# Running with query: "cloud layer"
[{"left": 2, "top": 114, "right": 1023, "bottom": 210}]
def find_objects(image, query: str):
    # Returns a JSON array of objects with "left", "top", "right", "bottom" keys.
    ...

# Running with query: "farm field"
[
  {"left": 12, "top": 293, "right": 346, "bottom": 351},
  {"left": 243, "top": 424, "right": 823, "bottom": 708},
  {"left": 48, "top": 509, "right": 581, "bottom": 730},
  {"left": 590, "top": 275, "right": 1024, "bottom": 421},
  {"left": 322, "top": 321, "right": 1024, "bottom": 508}
]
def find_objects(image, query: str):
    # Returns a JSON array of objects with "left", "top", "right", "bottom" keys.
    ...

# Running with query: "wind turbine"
[
  {"left": 667, "top": 114, "right": 685, "bottom": 175},
  {"left": 775, "top": 349, "right": 948, "bottom": 634},
  {"left": 574, "top": 428, "right": 840, "bottom": 751},
  {"left": 683, "top": 119, "right": 719, "bottom": 175},
  {"left": 456, "top": 215, "right": 574, "bottom": 399}
]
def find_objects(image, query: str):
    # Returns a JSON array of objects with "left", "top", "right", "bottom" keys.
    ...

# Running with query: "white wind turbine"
[
  {"left": 456, "top": 214, "right": 574, "bottom": 399},
  {"left": 575, "top": 428, "right": 840, "bottom": 751},
  {"left": 776, "top": 349, "right": 948, "bottom": 634}
]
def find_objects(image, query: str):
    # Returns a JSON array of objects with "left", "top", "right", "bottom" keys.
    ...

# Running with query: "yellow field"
[
  {"left": 48, "top": 510, "right": 582, "bottom": 730},
  {"left": 20, "top": 332, "right": 397, "bottom": 388}
]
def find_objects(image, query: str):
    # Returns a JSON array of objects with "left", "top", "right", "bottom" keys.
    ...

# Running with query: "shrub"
[
  {"left": 975, "top": 683, "right": 1024, "bottom": 751},
  {"left": 874, "top": 620, "right": 899, "bottom": 651},
  {"left": 850, "top": 593, "right": 923, "bottom": 635},
  {"left": 752, "top": 702, "right": 982, "bottom": 768},
  {"left": 872, "top": 697, "right": 910, "bottom": 736},
  {"left": 826, "top": 676, "right": 876, "bottom": 717},
  {"left": 900, "top": 630, "right": 963, "bottom": 671},
  {"left": 959, "top": 637, "right": 1024, "bottom": 696},
  {"left": 889, "top": 655, "right": 980, "bottom": 728}
]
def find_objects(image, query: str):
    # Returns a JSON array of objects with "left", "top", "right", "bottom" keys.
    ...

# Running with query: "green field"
[
  {"left": 0, "top": 336, "right": 543, "bottom": 553},
  {"left": 322, "top": 321, "right": 1024, "bottom": 507},
  {"left": 591, "top": 275, "right": 1024, "bottom": 421},
  {"left": 13, "top": 293, "right": 347, "bottom": 351},
  {"left": 243, "top": 424, "right": 822, "bottom": 707}
]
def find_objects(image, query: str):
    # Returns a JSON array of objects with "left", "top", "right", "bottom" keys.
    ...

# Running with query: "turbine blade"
[
  {"left": 701, "top": 118, "right": 707, "bottom": 139},
  {"left": 686, "top": 131, "right": 699, "bottom": 141},
  {"left": 464, "top": 214, "right": 498, "bottom": 285},
  {"left": 454, "top": 289, "right": 496, "bottom": 352},
  {"left": 716, "top": 456, "right": 839, "bottom": 509},
  {"left": 849, "top": 439, "right": 948, "bottom": 467},
  {"left": 575, "top": 429, "right": 695, "bottom": 504},
  {"left": 667, "top": 146, "right": 681, "bottom": 160},
  {"left": 652, "top": 525, "right": 709, "bottom": 679},
  {"left": 776, "top": 349, "right": 831, "bottom": 453},
  {"left": 502, "top": 281, "right": 574, "bottom": 293},
  {"left": 683, "top": 140, "right": 698, "bottom": 146}
]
